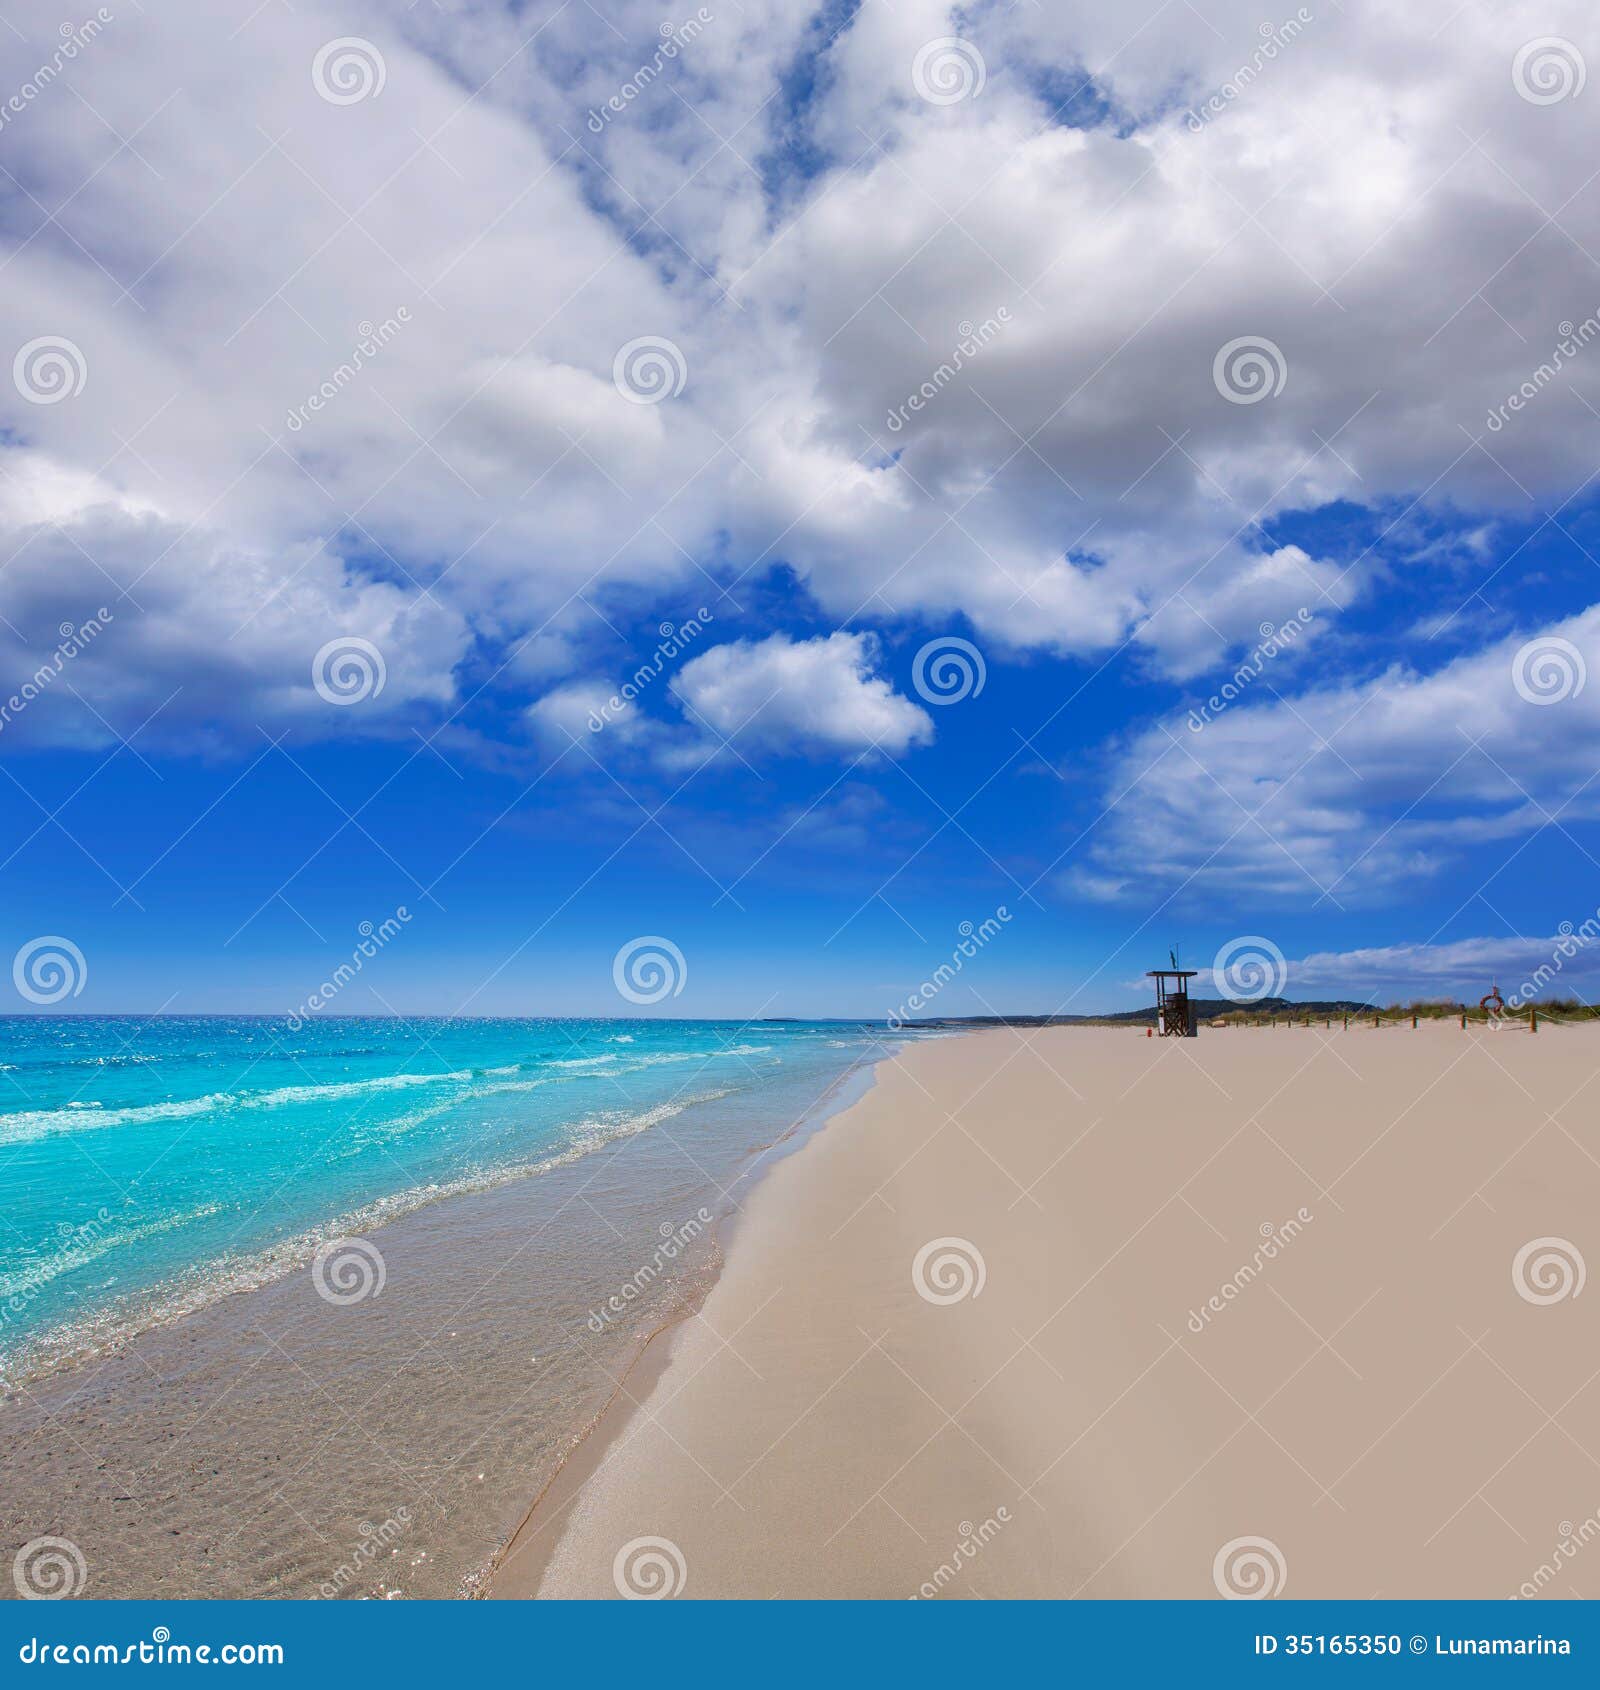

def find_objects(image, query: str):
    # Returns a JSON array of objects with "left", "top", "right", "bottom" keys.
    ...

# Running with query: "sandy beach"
[{"left": 492, "top": 1022, "right": 1600, "bottom": 1600}]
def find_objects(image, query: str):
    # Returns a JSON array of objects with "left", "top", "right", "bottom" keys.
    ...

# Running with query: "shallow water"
[{"left": 0, "top": 1016, "right": 910, "bottom": 1598}]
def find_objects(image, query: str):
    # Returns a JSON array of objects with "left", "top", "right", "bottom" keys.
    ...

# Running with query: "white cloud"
[
  {"left": 671, "top": 631, "right": 933, "bottom": 757},
  {"left": 527, "top": 677, "right": 653, "bottom": 756},
  {"left": 529, "top": 631, "right": 932, "bottom": 765},
  {"left": 0, "top": 462, "right": 470, "bottom": 750},
  {"left": 1074, "top": 605, "right": 1600, "bottom": 907},
  {"left": 3, "top": 0, "right": 1600, "bottom": 746},
  {"left": 1133, "top": 545, "right": 1348, "bottom": 680}
]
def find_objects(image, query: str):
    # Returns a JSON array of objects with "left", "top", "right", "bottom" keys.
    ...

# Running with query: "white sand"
[{"left": 492, "top": 1023, "right": 1600, "bottom": 1600}]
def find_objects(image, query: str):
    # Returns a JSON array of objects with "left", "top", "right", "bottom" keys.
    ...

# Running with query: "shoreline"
[
  {"left": 487, "top": 1026, "right": 1048, "bottom": 1598},
  {"left": 0, "top": 1034, "right": 898, "bottom": 1600},
  {"left": 484, "top": 1050, "right": 898, "bottom": 1597},
  {"left": 494, "top": 1022, "right": 1600, "bottom": 1600},
  {"left": 0, "top": 1095, "right": 713, "bottom": 1397},
  {"left": 1, "top": 1040, "right": 888, "bottom": 1399}
]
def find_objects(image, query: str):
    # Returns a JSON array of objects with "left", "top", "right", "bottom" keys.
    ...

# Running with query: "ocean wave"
[
  {"left": 0, "top": 1091, "right": 237, "bottom": 1145},
  {"left": 0, "top": 1070, "right": 481, "bottom": 1148},
  {"left": 327, "top": 1074, "right": 556, "bottom": 1156},
  {"left": 250, "top": 1071, "right": 474, "bottom": 1107},
  {"left": 55, "top": 1052, "right": 163, "bottom": 1069},
  {"left": 0, "top": 1202, "right": 223, "bottom": 1303},
  {"left": 0, "top": 1046, "right": 764, "bottom": 1149},
  {"left": 615, "top": 1043, "right": 772, "bottom": 1068}
]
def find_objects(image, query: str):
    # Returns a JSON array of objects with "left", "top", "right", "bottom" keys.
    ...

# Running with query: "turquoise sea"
[{"left": 0, "top": 1015, "right": 909, "bottom": 1390}]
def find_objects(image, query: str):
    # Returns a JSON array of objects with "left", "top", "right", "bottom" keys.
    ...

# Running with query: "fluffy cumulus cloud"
[
  {"left": 526, "top": 679, "right": 648, "bottom": 755},
  {"left": 529, "top": 631, "right": 929, "bottom": 764},
  {"left": 672, "top": 631, "right": 932, "bottom": 755},
  {"left": 4, "top": 0, "right": 1600, "bottom": 856}
]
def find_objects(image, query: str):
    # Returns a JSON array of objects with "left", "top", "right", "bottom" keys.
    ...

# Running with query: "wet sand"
[
  {"left": 0, "top": 1059, "right": 882, "bottom": 1600},
  {"left": 492, "top": 1023, "right": 1600, "bottom": 1600}
]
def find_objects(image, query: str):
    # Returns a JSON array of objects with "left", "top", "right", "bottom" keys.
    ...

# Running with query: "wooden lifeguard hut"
[{"left": 1147, "top": 952, "right": 1198, "bottom": 1037}]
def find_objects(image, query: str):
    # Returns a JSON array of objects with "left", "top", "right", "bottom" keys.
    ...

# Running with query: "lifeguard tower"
[{"left": 1147, "top": 954, "right": 1198, "bottom": 1037}]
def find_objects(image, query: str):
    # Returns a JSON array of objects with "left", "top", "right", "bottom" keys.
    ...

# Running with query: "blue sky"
[{"left": 2, "top": 0, "right": 1599, "bottom": 1017}]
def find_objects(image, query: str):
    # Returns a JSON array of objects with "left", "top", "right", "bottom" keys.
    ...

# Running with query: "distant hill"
[{"left": 1092, "top": 997, "right": 1378, "bottom": 1023}]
